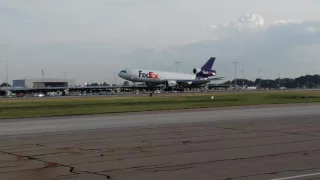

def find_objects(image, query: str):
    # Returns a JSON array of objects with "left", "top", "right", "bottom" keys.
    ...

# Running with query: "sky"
[{"left": 1, "top": 0, "right": 320, "bottom": 84}]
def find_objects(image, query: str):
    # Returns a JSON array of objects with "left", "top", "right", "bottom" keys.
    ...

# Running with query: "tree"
[
  {"left": 221, "top": 74, "right": 320, "bottom": 89},
  {"left": 102, "top": 82, "right": 109, "bottom": 86},
  {"left": 91, "top": 83, "right": 99, "bottom": 86},
  {"left": 0, "top": 83, "right": 11, "bottom": 87},
  {"left": 123, "top": 81, "right": 130, "bottom": 86}
]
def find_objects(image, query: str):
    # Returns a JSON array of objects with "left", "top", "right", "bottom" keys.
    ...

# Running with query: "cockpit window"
[{"left": 120, "top": 70, "right": 127, "bottom": 73}]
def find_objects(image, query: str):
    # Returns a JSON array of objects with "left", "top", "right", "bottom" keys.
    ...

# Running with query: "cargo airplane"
[{"left": 118, "top": 57, "right": 224, "bottom": 89}]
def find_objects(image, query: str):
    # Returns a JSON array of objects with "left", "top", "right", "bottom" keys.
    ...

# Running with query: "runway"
[{"left": 1, "top": 103, "right": 320, "bottom": 180}]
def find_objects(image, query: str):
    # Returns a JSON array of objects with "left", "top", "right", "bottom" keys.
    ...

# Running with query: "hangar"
[{"left": 13, "top": 78, "right": 76, "bottom": 88}]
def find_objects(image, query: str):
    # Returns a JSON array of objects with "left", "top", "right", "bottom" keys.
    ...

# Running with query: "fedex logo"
[
  {"left": 203, "top": 71, "right": 215, "bottom": 76},
  {"left": 201, "top": 70, "right": 216, "bottom": 76},
  {"left": 139, "top": 71, "right": 159, "bottom": 79}
]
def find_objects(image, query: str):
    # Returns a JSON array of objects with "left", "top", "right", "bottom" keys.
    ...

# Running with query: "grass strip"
[{"left": 1, "top": 90, "right": 320, "bottom": 119}]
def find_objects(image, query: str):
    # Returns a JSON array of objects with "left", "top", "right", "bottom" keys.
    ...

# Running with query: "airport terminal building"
[{"left": 13, "top": 78, "right": 76, "bottom": 88}]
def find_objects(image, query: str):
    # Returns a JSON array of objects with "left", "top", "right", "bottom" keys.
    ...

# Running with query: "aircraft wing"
[
  {"left": 176, "top": 79, "right": 204, "bottom": 84},
  {"left": 163, "top": 77, "right": 224, "bottom": 84},
  {"left": 209, "top": 77, "right": 225, "bottom": 80}
]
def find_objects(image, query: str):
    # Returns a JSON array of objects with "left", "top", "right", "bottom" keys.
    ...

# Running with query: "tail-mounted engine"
[
  {"left": 193, "top": 68, "right": 201, "bottom": 74},
  {"left": 193, "top": 68, "right": 216, "bottom": 76}
]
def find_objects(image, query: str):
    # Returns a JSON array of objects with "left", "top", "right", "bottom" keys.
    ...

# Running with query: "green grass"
[{"left": 1, "top": 90, "right": 320, "bottom": 119}]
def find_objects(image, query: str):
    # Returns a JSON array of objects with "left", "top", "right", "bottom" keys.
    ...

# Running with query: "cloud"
[
  {"left": 237, "top": 14, "right": 265, "bottom": 29},
  {"left": 145, "top": 15, "right": 320, "bottom": 80},
  {"left": 209, "top": 14, "right": 305, "bottom": 33},
  {"left": 210, "top": 14, "right": 265, "bottom": 32},
  {"left": 272, "top": 20, "right": 302, "bottom": 27},
  {"left": 307, "top": 27, "right": 320, "bottom": 33},
  {"left": 209, "top": 14, "right": 320, "bottom": 42}
]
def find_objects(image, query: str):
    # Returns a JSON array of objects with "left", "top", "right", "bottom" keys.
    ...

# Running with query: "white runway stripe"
[{"left": 270, "top": 172, "right": 320, "bottom": 180}]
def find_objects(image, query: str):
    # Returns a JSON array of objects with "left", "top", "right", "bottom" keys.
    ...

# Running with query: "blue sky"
[{"left": 1, "top": 0, "right": 320, "bottom": 84}]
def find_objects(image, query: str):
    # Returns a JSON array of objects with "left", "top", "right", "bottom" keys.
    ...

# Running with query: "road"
[{"left": 1, "top": 103, "right": 320, "bottom": 180}]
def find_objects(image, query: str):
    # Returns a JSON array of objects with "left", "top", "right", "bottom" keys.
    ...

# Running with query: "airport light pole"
[
  {"left": 258, "top": 69, "right": 261, "bottom": 88},
  {"left": 41, "top": 69, "right": 44, "bottom": 81},
  {"left": 174, "top": 61, "right": 180, "bottom": 72},
  {"left": 253, "top": 76, "right": 255, "bottom": 86},
  {"left": 5, "top": 61, "right": 8, "bottom": 87},
  {"left": 278, "top": 73, "right": 281, "bottom": 88},
  {"left": 306, "top": 73, "right": 309, "bottom": 88},
  {"left": 64, "top": 72, "right": 67, "bottom": 87},
  {"left": 113, "top": 72, "right": 116, "bottom": 85},
  {"left": 241, "top": 69, "right": 244, "bottom": 87},
  {"left": 233, "top": 61, "right": 238, "bottom": 88}
]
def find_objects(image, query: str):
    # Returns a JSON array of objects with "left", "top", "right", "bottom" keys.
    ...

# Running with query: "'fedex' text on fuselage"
[{"left": 139, "top": 71, "right": 159, "bottom": 79}]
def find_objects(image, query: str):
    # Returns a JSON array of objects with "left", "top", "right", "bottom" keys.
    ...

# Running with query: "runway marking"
[{"left": 270, "top": 172, "right": 320, "bottom": 180}]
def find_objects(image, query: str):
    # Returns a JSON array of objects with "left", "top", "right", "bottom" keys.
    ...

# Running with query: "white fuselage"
[{"left": 118, "top": 69, "right": 199, "bottom": 84}]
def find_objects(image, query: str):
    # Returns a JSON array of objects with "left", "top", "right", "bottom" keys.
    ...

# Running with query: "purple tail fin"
[{"left": 201, "top": 57, "right": 215, "bottom": 70}]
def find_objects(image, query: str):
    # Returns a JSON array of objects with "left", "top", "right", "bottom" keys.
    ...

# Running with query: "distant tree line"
[
  {"left": 85, "top": 81, "right": 130, "bottom": 87},
  {"left": 86, "top": 82, "right": 112, "bottom": 87},
  {"left": 222, "top": 74, "right": 320, "bottom": 89}
]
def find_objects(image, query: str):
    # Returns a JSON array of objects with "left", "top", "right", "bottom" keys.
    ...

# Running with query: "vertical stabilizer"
[{"left": 201, "top": 57, "right": 215, "bottom": 71}]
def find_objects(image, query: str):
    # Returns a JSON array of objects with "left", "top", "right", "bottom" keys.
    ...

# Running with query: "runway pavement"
[{"left": 1, "top": 103, "right": 320, "bottom": 180}]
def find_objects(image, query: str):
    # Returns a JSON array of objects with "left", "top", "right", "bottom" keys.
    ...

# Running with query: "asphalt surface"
[{"left": 1, "top": 103, "right": 320, "bottom": 180}]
